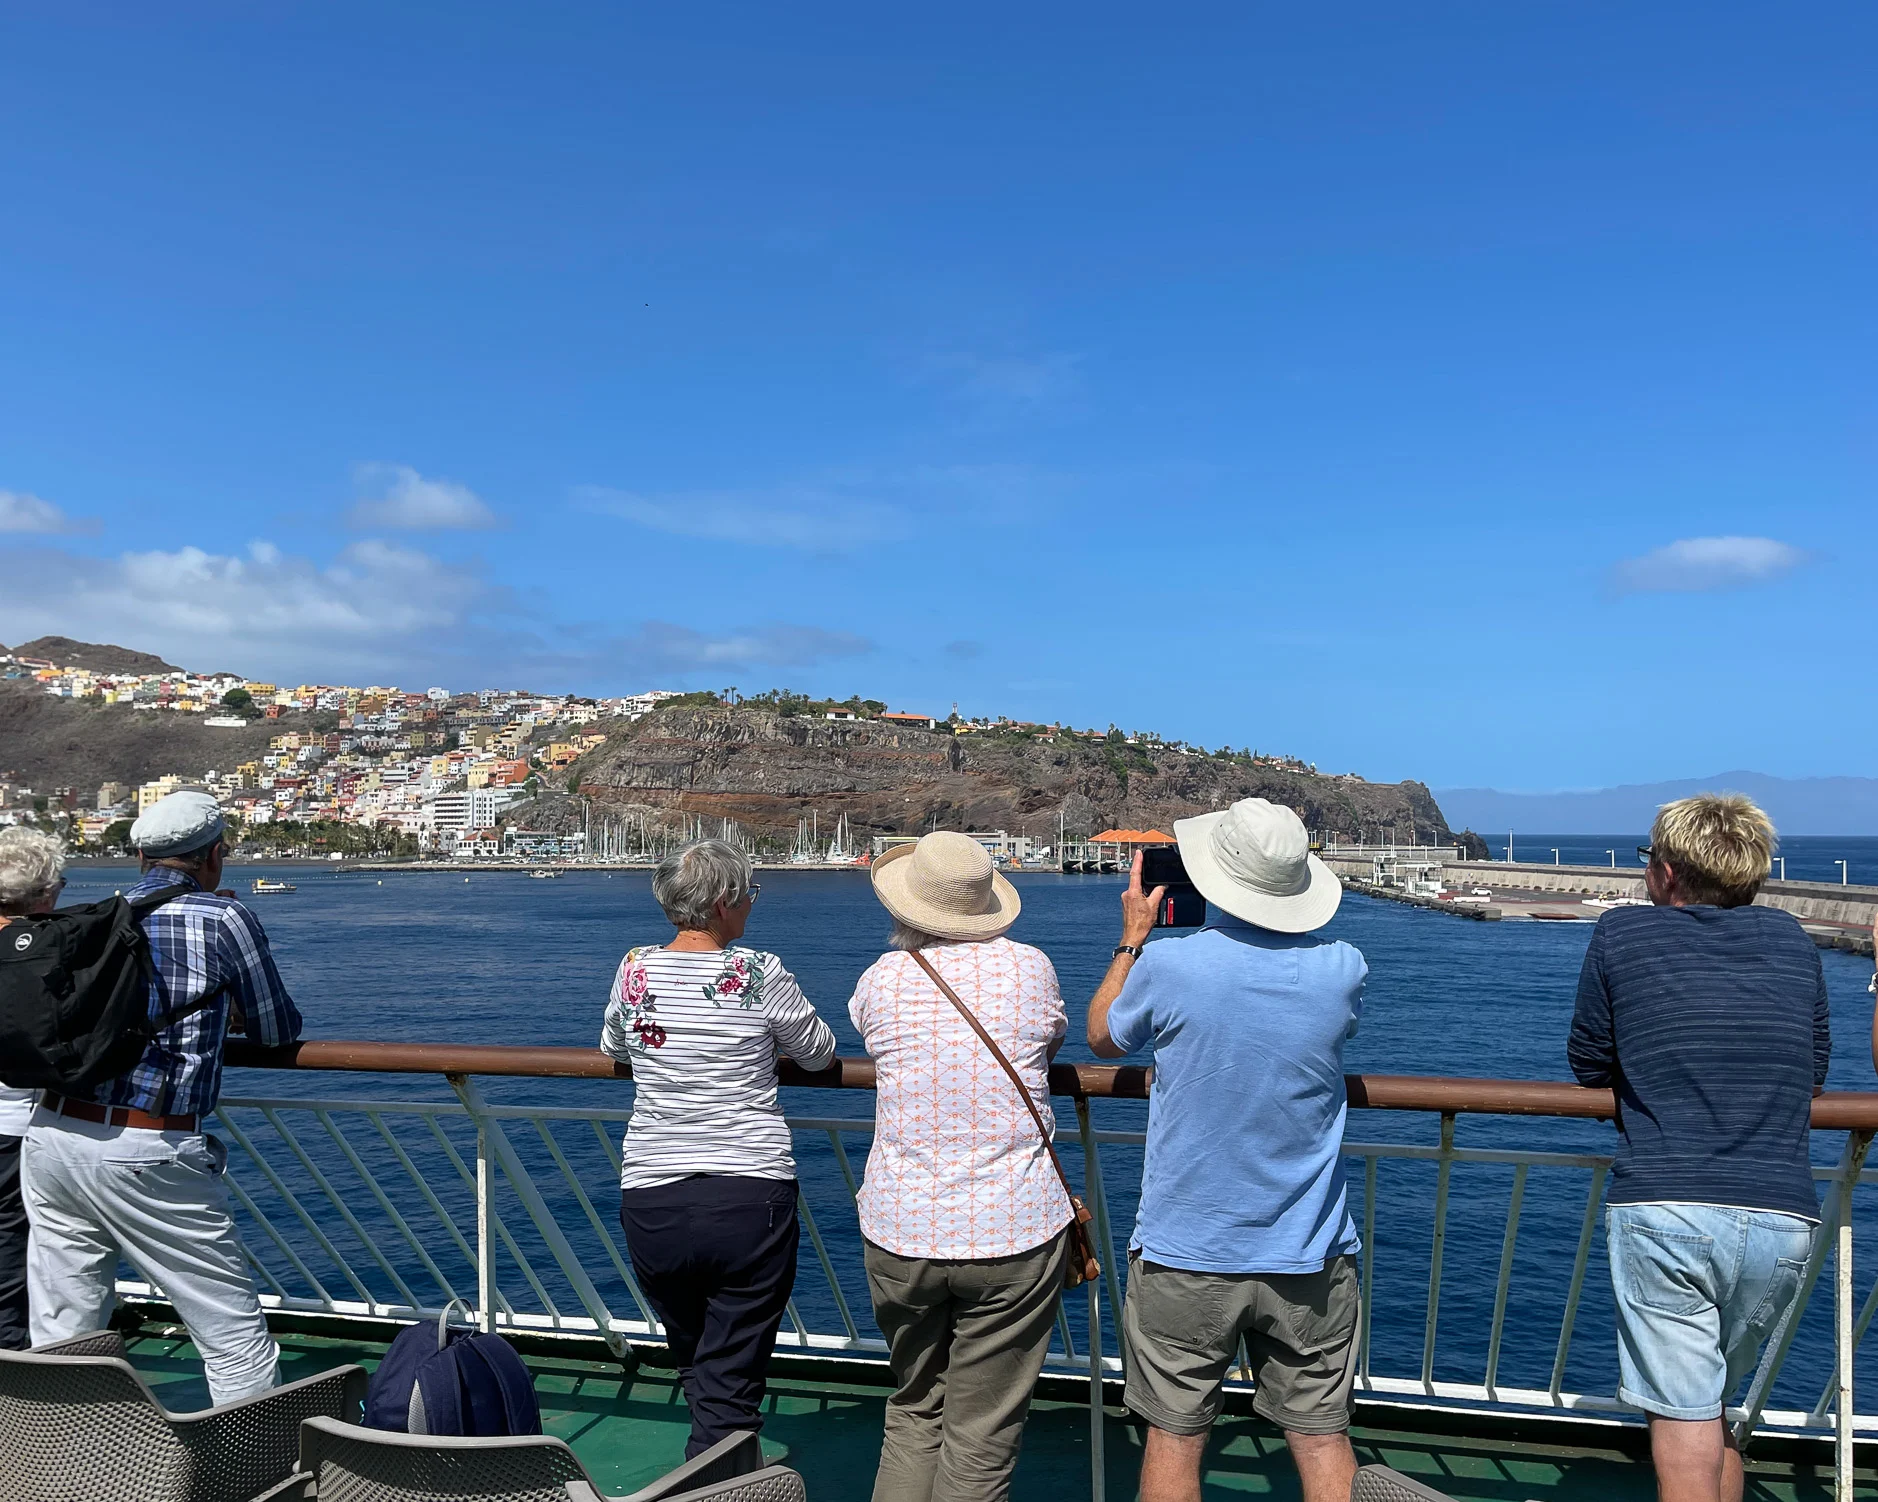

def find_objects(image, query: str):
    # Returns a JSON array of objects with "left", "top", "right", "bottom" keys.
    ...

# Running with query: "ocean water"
[{"left": 63, "top": 864, "right": 1878, "bottom": 1415}]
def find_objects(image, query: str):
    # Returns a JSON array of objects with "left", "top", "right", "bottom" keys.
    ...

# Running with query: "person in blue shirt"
[
  {"left": 1569, "top": 794, "right": 1826, "bottom": 1502},
  {"left": 1088, "top": 798, "right": 1366, "bottom": 1502}
]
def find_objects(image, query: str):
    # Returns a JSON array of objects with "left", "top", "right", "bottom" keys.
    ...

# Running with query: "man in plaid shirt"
[{"left": 22, "top": 790, "right": 303, "bottom": 1402}]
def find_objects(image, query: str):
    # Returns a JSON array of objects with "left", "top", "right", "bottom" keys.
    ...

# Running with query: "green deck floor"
[{"left": 122, "top": 1324, "right": 1869, "bottom": 1501}]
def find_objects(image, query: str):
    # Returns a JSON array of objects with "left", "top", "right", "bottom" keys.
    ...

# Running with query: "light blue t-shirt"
[{"left": 1106, "top": 911, "right": 1367, "bottom": 1274}]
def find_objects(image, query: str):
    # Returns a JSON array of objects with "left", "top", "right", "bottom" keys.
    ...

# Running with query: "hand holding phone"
[{"left": 1139, "top": 846, "right": 1206, "bottom": 927}]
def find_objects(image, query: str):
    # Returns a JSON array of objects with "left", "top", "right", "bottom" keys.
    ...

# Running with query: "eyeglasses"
[
  {"left": 1637, "top": 844, "right": 1655, "bottom": 865},
  {"left": 747, "top": 883, "right": 761, "bottom": 903}
]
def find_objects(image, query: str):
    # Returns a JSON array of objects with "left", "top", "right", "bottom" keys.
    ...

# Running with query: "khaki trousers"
[{"left": 863, "top": 1229, "right": 1068, "bottom": 1502}]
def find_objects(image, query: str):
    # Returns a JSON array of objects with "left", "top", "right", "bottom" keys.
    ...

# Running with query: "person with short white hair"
[
  {"left": 23, "top": 790, "right": 302, "bottom": 1401},
  {"left": 601, "top": 838, "right": 836, "bottom": 1460},
  {"left": 0, "top": 826, "right": 67, "bottom": 1350},
  {"left": 1087, "top": 798, "right": 1368, "bottom": 1502}
]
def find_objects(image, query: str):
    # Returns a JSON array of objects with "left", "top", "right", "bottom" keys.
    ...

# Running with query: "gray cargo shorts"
[{"left": 1121, "top": 1251, "right": 1360, "bottom": 1436}]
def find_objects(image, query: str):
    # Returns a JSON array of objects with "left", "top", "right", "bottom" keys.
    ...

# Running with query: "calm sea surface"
[{"left": 64, "top": 863, "right": 1878, "bottom": 1414}]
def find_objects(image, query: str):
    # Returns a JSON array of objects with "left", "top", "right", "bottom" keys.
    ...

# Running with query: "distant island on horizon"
[{"left": 1436, "top": 771, "right": 1878, "bottom": 838}]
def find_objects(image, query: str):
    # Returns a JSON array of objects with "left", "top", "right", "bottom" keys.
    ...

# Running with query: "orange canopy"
[{"left": 1087, "top": 828, "right": 1175, "bottom": 844}]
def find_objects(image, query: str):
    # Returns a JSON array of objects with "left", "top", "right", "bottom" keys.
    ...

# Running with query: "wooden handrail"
[{"left": 224, "top": 1039, "right": 1878, "bottom": 1127}]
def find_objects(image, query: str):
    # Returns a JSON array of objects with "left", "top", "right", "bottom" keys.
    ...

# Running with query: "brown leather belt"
[{"left": 41, "top": 1093, "right": 200, "bottom": 1134}]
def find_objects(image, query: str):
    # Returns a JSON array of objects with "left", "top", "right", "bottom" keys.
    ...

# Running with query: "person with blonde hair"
[
  {"left": 1569, "top": 793, "right": 1829, "bottom": 1502},
  {"left": 848, "top": 832, "right": 1071, "bottom": 1502},
  {"left": 0, "top": 826, "right": 67, "bottom": 1349}
]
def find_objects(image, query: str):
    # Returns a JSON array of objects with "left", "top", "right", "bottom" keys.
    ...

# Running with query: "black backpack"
[
  {"left": 363, "top": 1302, "right": 541, "bottom": 1436},
  {"left": 0, "top": 886, "right": 211, "bottom": 1097}
]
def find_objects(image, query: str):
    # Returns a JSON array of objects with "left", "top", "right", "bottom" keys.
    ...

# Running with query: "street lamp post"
[
  {"left": 1835, "top": 860, "right": 1849, "bottom": 886},
  {"left": 1774, "top": 857, "right": 1785, "bottom": 880},
  {"left": 1607, "top": 850, "right": 1616, "bottom": 868},
  {"left": 1551, "top": 848, "right": 1560, "bottom": 866}
]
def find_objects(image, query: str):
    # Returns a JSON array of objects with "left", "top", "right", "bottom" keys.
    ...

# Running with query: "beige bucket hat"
[
  {"left": 871, "top": 831, "right": 1021, "bottom": 941},
  {"left": 1172, "top": 797, "right": 1341, "bottom": 934}
]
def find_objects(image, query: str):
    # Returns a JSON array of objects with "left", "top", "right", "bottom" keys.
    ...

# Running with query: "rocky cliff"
[{"left": 564, "top": 707, "right": 1481, "bottom": 851}]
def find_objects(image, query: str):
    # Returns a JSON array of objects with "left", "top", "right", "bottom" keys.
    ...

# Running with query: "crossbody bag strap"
[{"left": 908, "top": 948, "right": 1080, "bottom": 1213}]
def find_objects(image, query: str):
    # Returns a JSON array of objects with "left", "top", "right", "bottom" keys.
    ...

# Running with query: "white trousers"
[{"left": 21, "top": 1110, "right": 280, "bottom": 1404}]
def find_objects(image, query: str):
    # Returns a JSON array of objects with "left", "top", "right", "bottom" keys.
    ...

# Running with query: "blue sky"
[{"left": 1, "top": 5, "right": 1872, "bottom": 791}]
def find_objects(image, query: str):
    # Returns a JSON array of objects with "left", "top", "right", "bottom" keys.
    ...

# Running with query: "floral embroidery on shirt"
[
  {"left": 617, "top": 947, "right": 667, "bottom": 1050},
  {"left": 702, "top": 948, "right": 766, "bottom": 1009}
]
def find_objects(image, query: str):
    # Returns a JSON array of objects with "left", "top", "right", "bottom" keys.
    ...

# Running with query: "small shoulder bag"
[{"left": 908, "top": 949, "right": 1102, "bottom": 1288}]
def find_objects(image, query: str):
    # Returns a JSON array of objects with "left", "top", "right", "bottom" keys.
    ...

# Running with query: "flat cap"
[{"left": 129, "top": 790, "right": 227, "bottom": 858}]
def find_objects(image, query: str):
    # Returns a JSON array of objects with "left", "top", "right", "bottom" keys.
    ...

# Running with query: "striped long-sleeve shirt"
[
  {"left": 600, "top": 944, "right": 837, "bottom": 1190},
  {"left": 93, "top": 867, "right": 304, "bottom": 1117},
  {"left": 1568, "top": 902, "right": 1830, "bottom": 1220}
]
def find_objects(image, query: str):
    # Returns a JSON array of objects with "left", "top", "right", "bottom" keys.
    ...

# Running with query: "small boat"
[
  {"left": 1582, "top": 896, "right": 1649, "bottom": 910},
  {"left": 251, "top": 878, "right": 296, "bottom": 894},
  {"left": 531, "top": 869, "right": 560, "bottom": 879}
]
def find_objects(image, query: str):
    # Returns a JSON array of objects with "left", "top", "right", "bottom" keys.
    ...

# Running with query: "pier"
[{"left": 1321, "top": 847, "right": 1878, "bottom": 953}]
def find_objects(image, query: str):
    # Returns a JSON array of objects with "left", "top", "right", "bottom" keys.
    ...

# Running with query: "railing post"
[
  {"left": 1421, "top": 1113, "right": 1455, "bottom": 1392},
  {"left": 453, "top": 1073, "right": 496, "bottom": 1335},
  {"left": 1074, "top": 1097, "right": 1108, "bottom": 1502},
  {"left": 1837, "top": 1131, "right": 1872, "bottom": 1502},
  {"left": 450, "top": 1074, "right": 631, "bottom": 1357},
  {"left": 1737, "top": 1131, "right": 1870, "bottom": 1448}
]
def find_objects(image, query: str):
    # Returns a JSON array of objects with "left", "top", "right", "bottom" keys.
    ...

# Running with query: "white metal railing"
[{"left": 113, "top": 1084, "right": 1878, "bottom": 1502}]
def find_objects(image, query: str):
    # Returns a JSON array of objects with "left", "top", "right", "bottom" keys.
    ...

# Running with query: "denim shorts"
[{"left": 1607, "top": 1202, "right": 1816, "bottom": 1420}]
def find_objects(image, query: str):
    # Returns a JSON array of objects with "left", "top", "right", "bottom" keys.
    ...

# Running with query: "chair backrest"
[
  {"left": 0, "top": 1341, "right": 187, "bottom": 1502},
  {"left": 1351, "top": 1464, "right": 1459, "bottom": 1502},
  {"left": 657, "top": 1468, "right": 806, "bottom": 1502},
  {"left": 299, "top": 1415, "right": 597, "bottom": 1502}
]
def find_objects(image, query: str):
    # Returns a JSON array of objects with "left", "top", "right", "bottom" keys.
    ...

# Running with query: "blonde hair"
[{"left": 1650, "top": 793, "right": 1775, "bottom": 908}]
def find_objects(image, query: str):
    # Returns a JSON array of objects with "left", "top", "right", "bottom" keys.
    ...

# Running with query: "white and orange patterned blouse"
[{"left": 848, "top": 937, "right": 1072, "bottom": 1260}]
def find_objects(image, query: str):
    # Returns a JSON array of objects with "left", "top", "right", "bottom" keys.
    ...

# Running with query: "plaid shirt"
[{"left": 92, "top": 867, "right": 303, "bottom": 1117}]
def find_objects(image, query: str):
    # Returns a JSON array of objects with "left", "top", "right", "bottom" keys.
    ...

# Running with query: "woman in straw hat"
[{"left": 849, "top": 831, "right": 1071, "bottom": 1502}]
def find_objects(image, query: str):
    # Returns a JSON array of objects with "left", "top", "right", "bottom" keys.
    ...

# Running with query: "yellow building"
[{"left": 137, "top": 775, "right": 185, "bottom": 813}]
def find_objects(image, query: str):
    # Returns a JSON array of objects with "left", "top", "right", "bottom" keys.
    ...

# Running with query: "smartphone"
[{"left": 1139, "top": 846, "right": 1206, "bottom": 927}]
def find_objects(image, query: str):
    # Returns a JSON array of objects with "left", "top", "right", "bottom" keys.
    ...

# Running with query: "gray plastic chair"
[
  {"left": 1351, "top": 1464, "right": 1459, "bottom": 1502},
  {"left": 0, "top": 1328, "right": 369, "bottom": 1502},
  {"left": 270, "top": 1417, "right": 806, "bottom": 1502}
]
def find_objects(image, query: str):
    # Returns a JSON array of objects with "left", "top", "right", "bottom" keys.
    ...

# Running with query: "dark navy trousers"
[
  {"left": 619, "top": 1174, "right": 800, "bottom": 1458},
  {"left": 0, "top": 1136, "right": 27, "bottom": 1350}
]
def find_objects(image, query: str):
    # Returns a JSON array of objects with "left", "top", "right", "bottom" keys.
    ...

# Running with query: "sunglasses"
[{"left": 1637, "top": 844, "right": 1654, "bottom": 865}]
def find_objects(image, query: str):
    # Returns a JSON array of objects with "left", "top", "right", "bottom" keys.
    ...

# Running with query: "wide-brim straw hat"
[
  {"left": 1173, "top": 797, "right": 1341, "bottom": 934},
  {"left": 871, "top": 832, "right": 1021, "bottom": 941}
]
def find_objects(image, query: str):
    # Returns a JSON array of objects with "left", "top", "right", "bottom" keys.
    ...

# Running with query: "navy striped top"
[{"left": 1568, "top": 903, "right": 1830, "bottom": 1220}]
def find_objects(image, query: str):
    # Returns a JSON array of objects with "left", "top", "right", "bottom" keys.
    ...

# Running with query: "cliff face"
[{"left": 567, "top": 707, "right": 1471, "bottom": 848}]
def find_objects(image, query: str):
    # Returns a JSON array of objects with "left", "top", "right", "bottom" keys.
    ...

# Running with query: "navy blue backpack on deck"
[{"left": 364, "top": 1301, "right": 541, "bottom": 1437}]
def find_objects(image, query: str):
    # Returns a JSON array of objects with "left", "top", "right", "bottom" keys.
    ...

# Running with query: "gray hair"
[
  {"left": 888, "top": 923, "right": 965, "bottom": 952},
  {"left": 652, "top": 840, "right": 753, "bottom": 929},
  {"left": 0, "top": 826, "right": 66, "bottom": 912}
]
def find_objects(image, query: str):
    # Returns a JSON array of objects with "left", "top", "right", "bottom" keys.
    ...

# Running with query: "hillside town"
[{"left": 0, "top": 642, "right": 1328, "bottom": 860}]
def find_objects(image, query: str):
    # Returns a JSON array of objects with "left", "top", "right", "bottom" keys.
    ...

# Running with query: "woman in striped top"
[{"left": 600, "top": 839, "right": 836, "bottom": 1459}]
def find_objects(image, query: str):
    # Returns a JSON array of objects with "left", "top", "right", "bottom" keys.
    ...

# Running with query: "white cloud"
[
  {"left": 0, "top": 537, "right": 870, "bottom": 687},
  {"left": 920, "top": 351, "right": 1083, "bottom": 417},
  {"left": 0, "top": 540, "right": 476, "bottom": 678},
  {"left": 579, "top": 483, "right": 907, "bottom": 550},
  {"left": 577, "top": 463, "right": 1065, "bottom": 552},
  {"left": 1609, "top": 536, "right": 1810, "bottom": 595},
  {"left": 348, "top": 463, "right": 499, "bottom": 531},
  {"left": 589, "top": 622, "right": 872, "bottom": 676},
  {"left": 0, "top": 489, "right": 96, "bottom": 535}
]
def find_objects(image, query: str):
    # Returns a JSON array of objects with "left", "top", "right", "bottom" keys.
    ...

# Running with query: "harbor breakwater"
[{"left": 1322, "top": 853, "right": 1878, "bottom": 954}]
